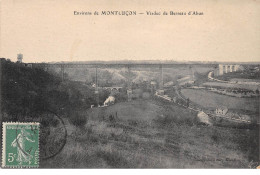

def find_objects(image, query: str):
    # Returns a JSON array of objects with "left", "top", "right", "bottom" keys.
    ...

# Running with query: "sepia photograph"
[{"left": 0, "top": 0, "right": 259, "bottom": 169}]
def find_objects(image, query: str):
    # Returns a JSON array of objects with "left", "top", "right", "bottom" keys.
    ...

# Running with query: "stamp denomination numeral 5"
[{"left": 8, "top": 153, "right": 16, "bottom": 162}]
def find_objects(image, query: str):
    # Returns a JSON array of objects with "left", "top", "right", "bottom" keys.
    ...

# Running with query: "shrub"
[
  {"left": 114, "top": 91, "right": 128, "bottom": 103},
  {"left": 69, "top": 111, "right": 87, "bottom": 127}
]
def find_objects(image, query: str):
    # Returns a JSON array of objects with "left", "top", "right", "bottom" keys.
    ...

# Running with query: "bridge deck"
[{"left": 30, "top": 63, "right": 217, "bottom": 68}]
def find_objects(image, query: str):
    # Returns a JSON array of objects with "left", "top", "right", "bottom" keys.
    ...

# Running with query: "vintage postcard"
[{"left": 0, "top": 0, "right": 259, "bottom": 169}]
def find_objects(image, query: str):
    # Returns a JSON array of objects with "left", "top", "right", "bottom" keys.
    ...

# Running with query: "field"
[
  {"left": 41, "top": 99, "right": 258, "bottom": 168},
  {"left": 203, "top": 82, "right": 259, "bottom": 91},
  {"left": 181, "top": 89, "right": 259, "bottom": 113}
]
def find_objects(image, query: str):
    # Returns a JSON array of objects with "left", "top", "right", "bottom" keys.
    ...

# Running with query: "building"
[
  {"left": 218, "top": 64, "right": 244, "bottom": 76},
  {"left": 215, "top": 106, "right": 228, "bottom": 116}
]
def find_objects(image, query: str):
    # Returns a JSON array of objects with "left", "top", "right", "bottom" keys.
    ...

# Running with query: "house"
[{"left": 215, "top": 106, "right": 228, "bottom": 116}]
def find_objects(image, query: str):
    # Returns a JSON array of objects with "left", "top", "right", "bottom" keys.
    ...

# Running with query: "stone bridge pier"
[
  {"left": 94, "top": 67, "right": 99, "bottom": 105},
  {"left": 127, "top": 66, "right": 133, "bottom": 101}
]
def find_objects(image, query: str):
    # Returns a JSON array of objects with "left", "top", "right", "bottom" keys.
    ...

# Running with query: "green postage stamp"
[{"left": 2, "top": 122, "right": 40, "bottom": 168}]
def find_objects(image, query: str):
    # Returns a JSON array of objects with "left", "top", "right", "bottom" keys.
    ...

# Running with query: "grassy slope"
[{"left": 41, "top": 99, "right": 258, "bottom": 168}]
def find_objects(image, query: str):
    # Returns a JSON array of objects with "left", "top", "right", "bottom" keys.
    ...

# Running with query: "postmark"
[
  {"left": 39, "top": 112, "right": 67, "bottom": 160},
  {"left": 2, "top": 122, "right": 40, "bottom": 168}
]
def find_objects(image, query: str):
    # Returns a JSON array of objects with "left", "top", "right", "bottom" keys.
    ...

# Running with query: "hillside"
[
  {"left": 42, "top": 99, "right": 259, "bottom": 168},
  {"left": 0, "top": 58, "right": 97, "bottom": 121}
]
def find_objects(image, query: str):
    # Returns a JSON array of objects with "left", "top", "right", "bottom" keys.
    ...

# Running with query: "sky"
[{"left": 0, "top": 0, "right": 260, "bottom": 63}]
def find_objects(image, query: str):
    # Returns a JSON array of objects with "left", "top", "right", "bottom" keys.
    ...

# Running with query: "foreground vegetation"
[
  {"left": 0, "top": 58, "right": 111, "bottom": 122},
  {"left": 42, "top": 99, "right": 259, "bottom": 168}
]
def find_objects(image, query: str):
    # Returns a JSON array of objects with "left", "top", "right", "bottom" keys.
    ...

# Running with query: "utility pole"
[
  {"left": 127, "top": 66, "right": 131, "bottom": 90},
  {"left": 189, "top": 65, "right": 194, "bottom": 81},
  {"left": 157, "top": 64, "right": 164, "bottom": 95},
  {"left": 159, "top": 64, "right": 163, "bottom": 89}
]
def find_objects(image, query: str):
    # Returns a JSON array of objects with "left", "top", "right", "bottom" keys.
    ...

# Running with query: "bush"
[
  {"left": 142, "top": 92, "right": 150, "bottom": 99},
  {"left": 155, "top": 113, "right": 196, "bottom": 128},
  {"left": 114, "top": 91, "right": 127, "bottom": 103},
  {"left": 69, "top": 111, "right": 87, "bottom": 127}
]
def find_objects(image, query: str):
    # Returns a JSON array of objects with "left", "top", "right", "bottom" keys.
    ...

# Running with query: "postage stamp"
[{"left": 2, "top": 122, "right": 40, "bottom": 168}]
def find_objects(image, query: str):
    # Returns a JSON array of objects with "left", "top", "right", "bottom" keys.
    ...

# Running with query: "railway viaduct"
[{"left": 29, "top": 62, "right": 217, "bottom": 100}]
